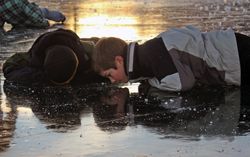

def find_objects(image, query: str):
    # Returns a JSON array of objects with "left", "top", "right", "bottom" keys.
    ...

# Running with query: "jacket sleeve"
[
  {"left": 3, "top": 53, "right": 30, "bottom": 75},
  {"left": 148, "top": 70, "right": 196, "bottom": 92},
  {"left": 3, "top": 53, "right": 47, "bottom": 83},
  {"left": 4, "top": 66, "right": 46, "bottom": 84},
  {"left": 148, "top": 73, "right": 182, "bottom": 92},
  {"left": 20, "top": 0, "right": 49, "bottom": 27}
]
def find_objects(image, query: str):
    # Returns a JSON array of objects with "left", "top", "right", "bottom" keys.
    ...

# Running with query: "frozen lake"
[{"left": 1, "top": 0, "right": 250, "bottom": 156}]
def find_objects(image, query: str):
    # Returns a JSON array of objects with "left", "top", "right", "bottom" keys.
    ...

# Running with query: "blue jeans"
[{"left": 40, "top": 8, "right": 66, "bottom": 22}]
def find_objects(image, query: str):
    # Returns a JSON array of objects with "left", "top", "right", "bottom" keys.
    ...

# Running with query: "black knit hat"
[{"left": 44, "top": 45, "right": 79, "bottom": 85}]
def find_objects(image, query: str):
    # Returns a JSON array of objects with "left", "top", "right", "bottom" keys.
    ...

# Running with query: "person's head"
[
  {"left": 44, "top": 45, "right": 79, "bottom": 85},
  {"left": 93, "top": 37, "right": 129, "bottom": 83}
]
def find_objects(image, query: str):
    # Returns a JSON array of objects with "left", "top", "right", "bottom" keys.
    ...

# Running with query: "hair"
[
  {"left": 44, "top": 45, "right": 79, "bottom": 85},
  {"left": 92, "top": 37, "right": 128, "bottom": 73}
]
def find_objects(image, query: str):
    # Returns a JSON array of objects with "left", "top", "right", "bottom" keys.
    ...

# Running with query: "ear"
[{"left": 115, "top": 56, "right": 124, "bottom": 66}]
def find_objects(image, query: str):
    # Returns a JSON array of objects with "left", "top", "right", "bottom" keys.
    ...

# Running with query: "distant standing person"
[{"left": 0, "top": 0, "right": 66, "bottom": 28}]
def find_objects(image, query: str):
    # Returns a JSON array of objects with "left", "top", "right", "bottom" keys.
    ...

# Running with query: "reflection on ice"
[
  {"left": 1, "top": 81, "right": 249, "bottom": 155},
  {"left": 1, "top": 76, "right": 250, "bottom": 156}
]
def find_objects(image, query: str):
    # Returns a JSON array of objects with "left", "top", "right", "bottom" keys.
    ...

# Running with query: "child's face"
[{"left": 100, "top": 56, "right": 128, "bottom": 83}]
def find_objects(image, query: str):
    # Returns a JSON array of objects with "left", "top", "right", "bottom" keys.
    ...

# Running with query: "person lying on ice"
[
  {"left": 3, "top": 29, "right": 107, "bottom": 85},
  {"left": 0, "top": 0, "right": 65, "bottom": 28},
  {"left": 92, "top": 25, "right": 250, "bottom": 92}
]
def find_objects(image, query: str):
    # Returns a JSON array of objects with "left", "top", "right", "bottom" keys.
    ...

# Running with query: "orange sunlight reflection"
[
  {"left": 78, "top": 16, "right": 136, "bottom": 25},
  {"left": 74, "top": 15, "right": 139, "bottom": 41},
  {"left": 1, "top": 80, "right": 11, "bottom": 113},
  {"left": 1, "top": 79, "right": 33, "bottom": 117}
]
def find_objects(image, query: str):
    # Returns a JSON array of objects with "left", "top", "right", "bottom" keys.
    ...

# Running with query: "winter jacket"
[
  {"left": 126, "top": 26, "right": 240, "bottom": 91},
  {"left": 3, "top": 29, "right": 107, "bottom": 85}
]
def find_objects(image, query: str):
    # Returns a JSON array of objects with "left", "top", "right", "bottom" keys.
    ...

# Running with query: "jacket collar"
[
  {"left": 126, "top": 42, "right": 149, "bottom": 82},
  {"left": 126, "top": 42, "right": 137, "bottom": 74}
]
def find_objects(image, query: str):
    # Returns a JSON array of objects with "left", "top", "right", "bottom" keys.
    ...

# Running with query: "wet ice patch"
[{"left": 160, "top": 97, "right": 187, "bottom": 113}]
